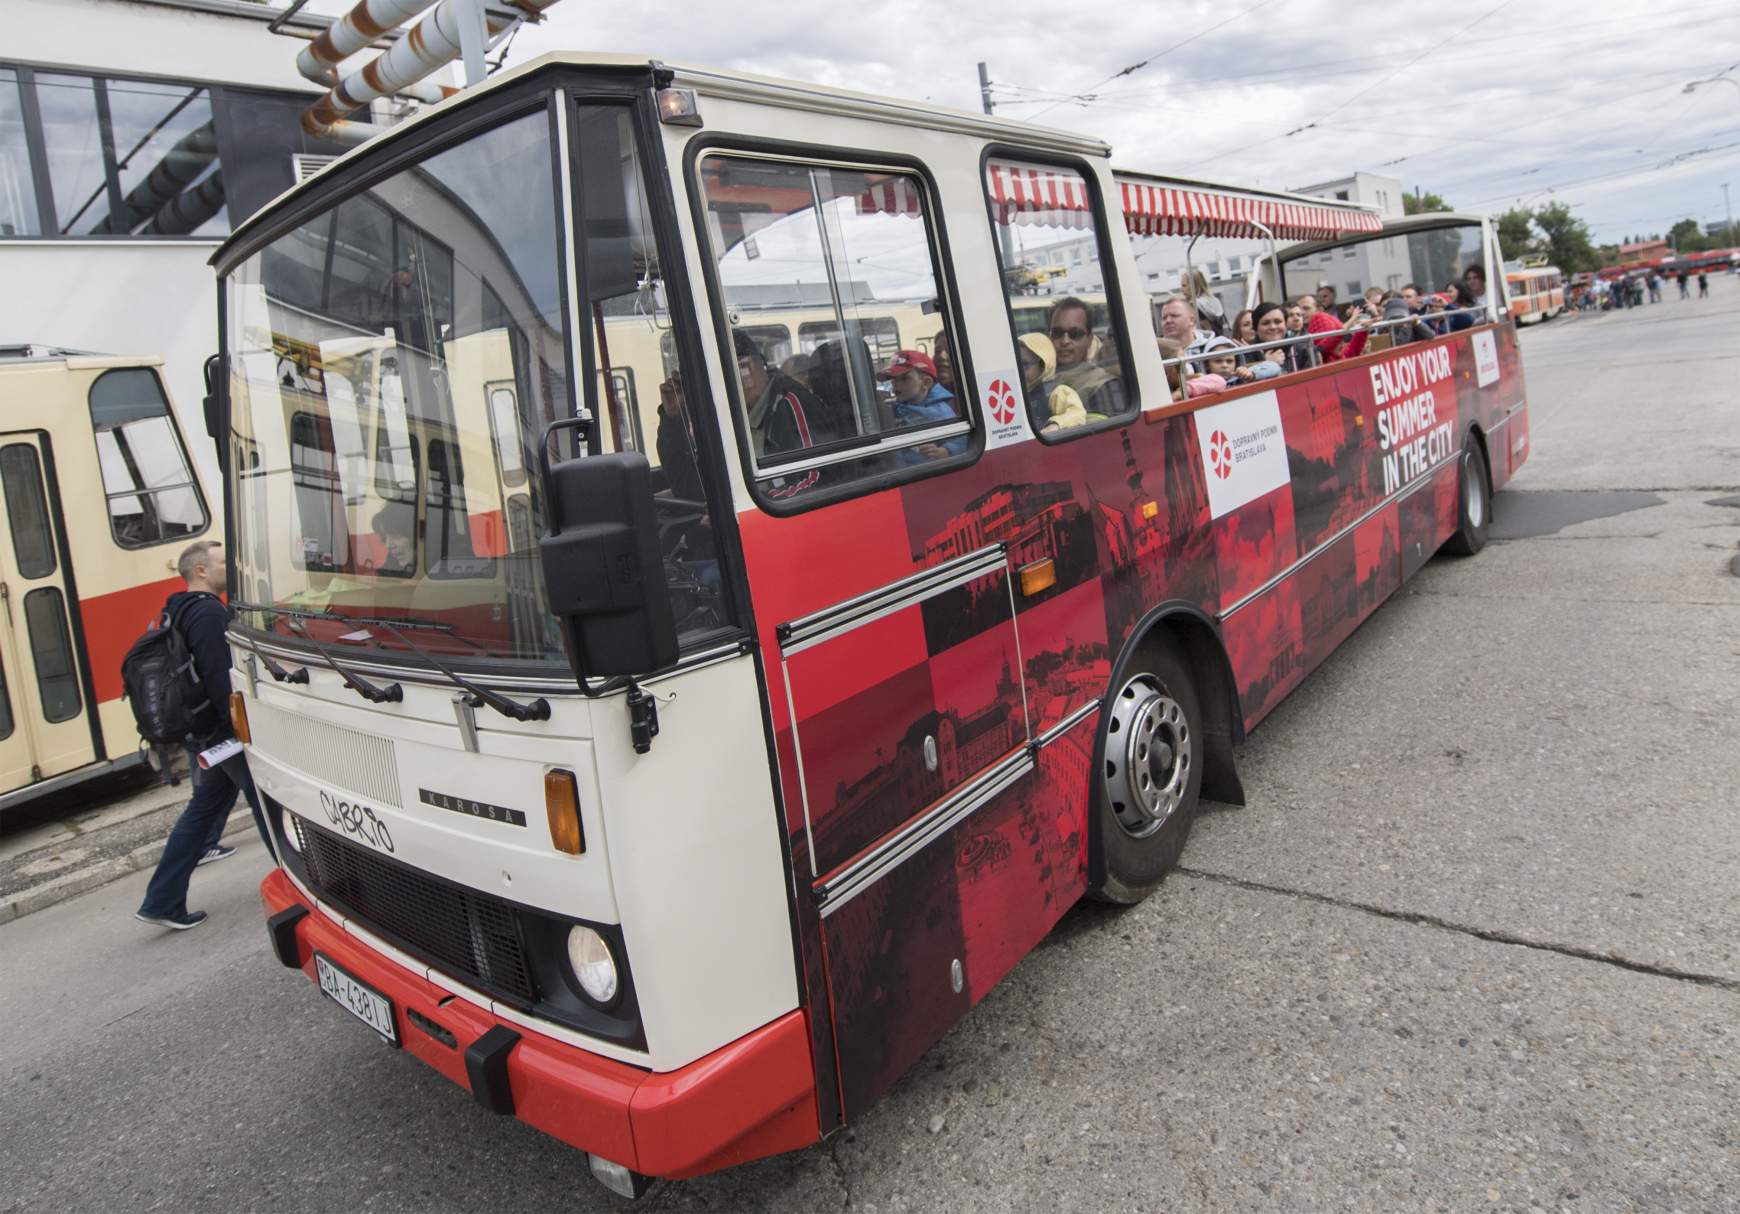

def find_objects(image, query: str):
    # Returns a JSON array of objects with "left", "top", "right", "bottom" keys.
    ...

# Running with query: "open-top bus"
[
  {"left": 0, "top": 347, "right": 216, "bottom": 810},
  {"left": 215, "top": 53, "right": 1528, "bottom": 1197}
]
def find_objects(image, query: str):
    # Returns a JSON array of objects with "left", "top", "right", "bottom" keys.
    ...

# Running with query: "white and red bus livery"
[{"left": 216, "top": 54, "right": 1528, "bottom": 1195}]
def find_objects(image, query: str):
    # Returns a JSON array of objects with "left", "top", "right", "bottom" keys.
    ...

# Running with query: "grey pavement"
[{"left": 1, "top": 279, "right": 1737, "bottom": 1213}]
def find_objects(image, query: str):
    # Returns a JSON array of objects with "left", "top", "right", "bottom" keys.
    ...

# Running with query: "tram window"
[
  {"left": 983, "top": 157, "right": 1135, "bottom": 438},
  {"left": 87, "top": 367, "right": 209, "bottom": 549},
  {"left": 487, "top": 384, "right": 525, "bottom": 486},
  {"left": 23, "top": 587, "right": 81, "bottom": 723},
  {"left": 289, "top": 412, "right": 347, "bottom": 571},
  {"left": 699, "top": 153, "right": 971, "bottom": 499},
  {"left": 1, "top": 69, "right": 41, "bottom": 237},
  {"left": 1, "top": 444, "right": 57, "bottom": 577},
  {"left": 425, "top": 438, "right": 491, "bottom": 579}
]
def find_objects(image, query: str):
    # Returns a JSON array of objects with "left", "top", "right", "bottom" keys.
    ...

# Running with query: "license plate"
[{"left": 315, "top": 953, "right": 398, "bottom": 1046}]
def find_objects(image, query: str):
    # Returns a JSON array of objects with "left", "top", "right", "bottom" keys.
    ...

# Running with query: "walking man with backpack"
[{"left": 133, "top": 540, "right": 266, "bottom": 931}]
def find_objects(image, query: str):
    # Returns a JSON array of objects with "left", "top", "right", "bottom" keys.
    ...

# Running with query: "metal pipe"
[
  {"left": 302, "top": 0, "right": 560, "bottom": 137},
  {"left": 296, "top": 0, "right": 435, "bottom": 83}
]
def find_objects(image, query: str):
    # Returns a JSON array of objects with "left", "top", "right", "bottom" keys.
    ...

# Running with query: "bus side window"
[
  {"left": 983, "top": 158, "right": 1136, "bottom": 440},
  {"left": 698, "top": 153, "right": 973, "bottom": 501},
  {"left": 86, "top": 367, "right": 210, "bottom": 548}
]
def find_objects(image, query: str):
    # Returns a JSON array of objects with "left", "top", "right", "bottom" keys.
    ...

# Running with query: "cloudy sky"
[{"left": 306, "top": 0, "right": 1740, "bottom": 243}]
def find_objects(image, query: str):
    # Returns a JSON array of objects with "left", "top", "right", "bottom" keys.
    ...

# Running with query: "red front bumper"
[{"left": 261, "top": 869, "right": 819, "bottom": 1178}]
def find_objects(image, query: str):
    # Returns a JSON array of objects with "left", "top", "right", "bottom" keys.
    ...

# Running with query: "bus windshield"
[{"left": 224, "top": 104, "right": 730, "bottom": 666}]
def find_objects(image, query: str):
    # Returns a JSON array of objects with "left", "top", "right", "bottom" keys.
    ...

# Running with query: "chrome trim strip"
[
  {"left": 756, "top": 421, "right": 973, "bottom": 477},
  {"left": 780, "top": 656, "right": 820, "bottom": 879},
  {"left": 816, "top": 748, "right": 1034, "bottom": 918},
  {"left": 780, "top": 544, "right": 1006, "bottom": 653},
  {"left": 1037, "top": 699, "right": 1101, "bottom": 747},
  {"left": 1220, "top": 447, "right": 1461, "bottom": 621},
  {"left": 1005, "top": 569, "right": 1034, "bottom": 738},
  {"left": 554, "top": 92, "right": 588, "bottom": 435}
]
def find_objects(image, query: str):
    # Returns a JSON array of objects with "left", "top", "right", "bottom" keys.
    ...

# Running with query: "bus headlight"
[
  {"left": 566, "top": 925, "right": 619, "bottom": 1006},
  {"left": 280, "top": 811, "right": 302, "bottom": 854}
]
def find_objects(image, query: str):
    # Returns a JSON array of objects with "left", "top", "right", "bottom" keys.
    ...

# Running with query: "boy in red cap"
[{"left": 877, "top": 350, "right": 967, "bottom": 465}]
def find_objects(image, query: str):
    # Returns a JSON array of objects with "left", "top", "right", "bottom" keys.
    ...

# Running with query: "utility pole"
[
  {"left": 1725, "top": 183, "right": 1734, "bottom": 242},
  {"left": 979, "top": 62, "right": 1015, "bottom": 267}
]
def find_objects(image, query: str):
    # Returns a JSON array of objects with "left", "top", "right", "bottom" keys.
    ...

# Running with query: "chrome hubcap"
[
  {"left": 1464, "top": 452, "right": 1485, "bottom": 528},
  {"left": 1104, "top": 674, "right": 1191, "bottom": 838}
]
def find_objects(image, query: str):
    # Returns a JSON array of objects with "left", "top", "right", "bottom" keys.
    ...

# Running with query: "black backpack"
[{"left": 121, "top": 599, "right": 215, "bottom": 747}]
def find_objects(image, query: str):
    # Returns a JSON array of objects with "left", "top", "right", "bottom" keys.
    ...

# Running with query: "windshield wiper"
[
  {"left": 282, "top": 616, "right": 404, "bottom": 705},
  {"left": 368, "top": 619, "right": 550, "bottom": 722},
  {"left": 232, "top": 599, "right": 489, "bottom": 653}
]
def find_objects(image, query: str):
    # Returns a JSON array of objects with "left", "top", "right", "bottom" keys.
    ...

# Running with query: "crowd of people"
[
  {"left": 1576, "top": 269, "right": 1714, "bottom": 311},
  {"left": 1154, "top": 262, "right": 1491, "bottom": 399}
]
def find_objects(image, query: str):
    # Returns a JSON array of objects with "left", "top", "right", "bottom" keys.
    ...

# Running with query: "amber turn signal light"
[
  {"left": 230, "top": 692, "right": 251, "bottom": 744},
  {"left": 545, "top": 769, "right": 585, "bottom": 855},
  {"left": 1018, "top": 558, "right": 1057, "bottom": 598}
]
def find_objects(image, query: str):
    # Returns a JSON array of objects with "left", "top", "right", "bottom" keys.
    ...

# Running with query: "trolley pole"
[
  {"left": 978, "top": 61, "right": 994, "bottom": 115},
  {"left": 1724, "top": 183, "right": 1734, "bottom": 243}
]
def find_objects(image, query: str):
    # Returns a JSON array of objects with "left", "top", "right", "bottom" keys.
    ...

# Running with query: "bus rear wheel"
[
  {"left": 1091, "top": 646, "right": 1203, "bottom": 905},
  {"left": 1443, "top": 433, "right": 1491, "bottom": 556}
]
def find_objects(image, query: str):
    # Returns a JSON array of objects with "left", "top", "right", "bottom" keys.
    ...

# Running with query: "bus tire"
[
  {"left": 1442, "top": 432, "right": 1491, "bottom": 556},
  {"left": 1090, "top": 644, "right": 1203, "bottom": 905}
]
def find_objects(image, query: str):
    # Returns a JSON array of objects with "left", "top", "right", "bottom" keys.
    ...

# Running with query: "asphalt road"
[{"left": 3, "top": 282, "right": 1738, "bottom": 1213}]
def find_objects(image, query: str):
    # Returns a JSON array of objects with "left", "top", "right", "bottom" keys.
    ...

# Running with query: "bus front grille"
[{"left": 287, "top": 811, "right": 539, "bottom": 1007}]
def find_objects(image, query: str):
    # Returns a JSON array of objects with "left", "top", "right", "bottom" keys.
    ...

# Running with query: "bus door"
[{"left": 0, "top": 433, "right": 96, "bottom": 787}]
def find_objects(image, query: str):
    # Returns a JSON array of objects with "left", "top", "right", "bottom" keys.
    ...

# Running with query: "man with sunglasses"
[{"left": 1046, "top": 297, "right": 1124, "bottom": 420}]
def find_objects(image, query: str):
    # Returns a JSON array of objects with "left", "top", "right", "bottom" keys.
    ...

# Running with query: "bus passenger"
[
  {"left": 1294, "top": 294, "right": 1318, "bottom": 323},
  {"left": 1252, "top": 302, "right": 1304, "bottom": 373},
  {"left": 1158, "top": 296, "right": 1209, "bottom": 369},
  {"left": 1286, "top": 300, "right": 1307, "bottom": 337},
  {"left": 1315, "top": 283, "right": 1337, "bottom": 313},
  {"left": 734, "top": 329, "right": 842, "bottom": 461},
  {"left": 931, "top": 330, "right": 956, "bottom": 392},
  {"left": 1232, "top": 309, "right": 1256, "bottom": 352},
  {"left": 1158, "top": 337, "right": 1185, "bottom": 401},
  {"left": 1180, "top": 268, "right": 1227, "bottom": 337},
  {"left": 1017, "top": 333, "right": 1087, "bottom": 433},
  {"left": 1463, "top": 263, "right": 1488, "bottom": 311},
  {"left": 1047, "top": 297, "right": 1125, "bottom": 416},
  {"left": 1308, "top": 303, "right": 1369, "bottom": 362},
  {"left": 655, "top": 371, "right": 707, "bottom": 503},
  {"left": 879, "top": 350, "right": 966, "bottom": 465},
  {"left": 1200, "top": 335, "right": 1242, "bottom": 383},
  {"left": 371, "top": 505, "right": 416, "bottom": 575},
  {"left": 1442, "top": 281, "right": 1480, "bottom": 331}
]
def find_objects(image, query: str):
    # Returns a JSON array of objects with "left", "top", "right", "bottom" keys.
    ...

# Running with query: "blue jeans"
[{"left": 138, "top": 747, "right": 268, "bottom": 917}]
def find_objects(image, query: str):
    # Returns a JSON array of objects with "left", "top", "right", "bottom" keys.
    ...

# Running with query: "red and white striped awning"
[
  {"left": 985, "top": 159, "right": 1096, "bottom": 231},
  {"left": 853, "top": 161, "right": 1383, "bottom": 242},
  {"left": 1117, "top": 175, "right": 1382, "bottom": 241}
]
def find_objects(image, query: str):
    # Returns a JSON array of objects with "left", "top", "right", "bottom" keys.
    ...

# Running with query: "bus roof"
[
  {"left": 0, "top": 345, "right": 164, "bottom": 370},
  {"left": 1112, "top": 169, "right": 1381, "bottom": 242},
  {"left": 216, "top": 51, "right": 1111, "bottom": 265},
  {"left": 1277, "top": 210, "right": 1490, "bottom": 260}
]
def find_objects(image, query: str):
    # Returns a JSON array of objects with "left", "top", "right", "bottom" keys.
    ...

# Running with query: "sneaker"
[
  {"left": 134, "top": 909, "right": 209, "bottom": 930},
  {"left": 196, "top": 845, "right": 238, "bottom": 867}
]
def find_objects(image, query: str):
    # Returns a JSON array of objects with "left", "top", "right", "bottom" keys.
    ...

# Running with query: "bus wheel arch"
[
  {"left": 1443, "top": 424, "right": 1493, "bottom": 556},
  {"left": 1086, "top": 604, "right": 1244, "bottom": 905}
]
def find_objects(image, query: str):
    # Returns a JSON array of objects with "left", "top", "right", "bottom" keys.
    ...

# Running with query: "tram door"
[{"left": 0, "top": 433, "right": 95, "bottom": 791}]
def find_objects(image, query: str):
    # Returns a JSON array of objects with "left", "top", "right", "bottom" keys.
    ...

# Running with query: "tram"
[{"left": 0, "top": 347, "right": 215, "bottom": 810}]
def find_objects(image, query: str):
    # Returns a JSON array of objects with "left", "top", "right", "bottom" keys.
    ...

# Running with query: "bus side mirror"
[
  {"left": 538, "top": 444, "right": 678, "bottom": 680},
  {"left": 202, "top": 354, "right": 224, "bottom": 442}
]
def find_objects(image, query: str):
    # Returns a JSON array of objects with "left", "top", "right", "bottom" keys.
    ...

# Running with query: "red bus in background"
[{"left": 217, "top": 57, "right": 1530, "bottom": 1196}]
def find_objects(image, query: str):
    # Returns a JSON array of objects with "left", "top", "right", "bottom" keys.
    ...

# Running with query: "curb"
[{"left": 0, "top": 813, "right": 258, "bottom": 926}]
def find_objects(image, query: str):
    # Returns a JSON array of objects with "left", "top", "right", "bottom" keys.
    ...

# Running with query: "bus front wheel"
[
  {"left": 1443, "top": 433, "right": 1492, "bottom": 556},
  {"left": 1091, "top": 645, "right": 1203, "bottom": 905}
]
